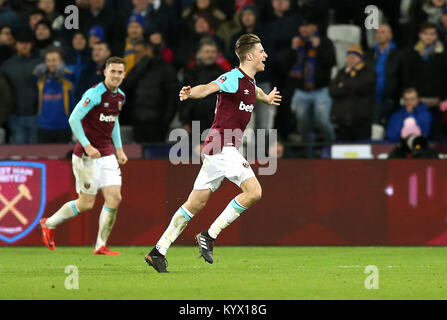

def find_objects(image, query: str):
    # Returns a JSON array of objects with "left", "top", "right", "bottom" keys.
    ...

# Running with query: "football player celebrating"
[
  {"left": 40, "top": 57, "right": 128, "bottom": 255},
  {"left": 145, "top": 34, "right": 281, "bottom": 272}
]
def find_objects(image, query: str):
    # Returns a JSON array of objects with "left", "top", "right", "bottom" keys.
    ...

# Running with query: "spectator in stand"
[
  {"left": 148, "top": 28, "right": 174, "bottom": 64},
  {"left": 180, "top": 37, "right": 226, "bottom": 136},
  {"left": 284, "top": 19, "right": 336, "bottom": 157},
  {"left": 176, "top": 12, "right": 229, "bottom": 70},
  {"left": 75, "top": 41, "right": 111, "bottom": 101},
  {"left": 87, "top": 25, "right": 105, "bottom": 49},
  {"left": 0, "top": 0, "right": 22, "bottom": 31},
  {"left": 37, "top": 0, "right": 64, "bottom": 32},
  {"left": 75, "top": 0, "right": 89, "bottom": 10},
  {"left": 79, "top": 0, "right": 126, "bottom": 56},
  {"left": 182, "top": 0, "right": 227, "bottom": 35},
  {"left": 263, "top": 0, "right": 302, "bottom": 140},
  {"left": 0, "top": 24, "right": 14, "bottom": 63},
  {"left": 1, "top": 31, "right": 42, "bottom": 144},
  {"left": 64, "top": 31, "right": 91, "bottom": 95},
  {"left": 401, "top": 21, "right": 447, "bottom": 140},
  {"left": 329, "top": 44, "right": 376, "bottom": 141},
  {"left": 437, "top": 7, "right": 447, "bottom": 46},
  {"left": 365, "top": 24, "right": 402, "bottom": 140},
  {"left": 127, "top": 0, "right": 178, "bottom": 48},
  {"left": 265, "top": 0, "right": 301, "bottom": 53},
  {"left": 121, "top": 40, "right": 178, "bottom": 142},
  {"left": 33, "top": 48, "right": 74, "bottom": 143},
  {"left": 34, "top": 19, "right": 61, "bottom": 57},
  {"left": 386, "top": 88, "right": 432, "bottom": 142},
  {"left": 0, "top": 71, "right": 12, "bottom": 143},
  {"left": 28, "top": 8, "right": 46, "bottom": 32},
  {"left": 408, "top": 0, "right": 447, "bottom": 45},
  {"left": 123, "top": 14, "right": 145, "bottom": 73}
]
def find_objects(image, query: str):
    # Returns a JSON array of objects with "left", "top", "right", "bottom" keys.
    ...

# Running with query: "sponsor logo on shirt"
[
  {"left": 99, "top": 113, "right": 117, "bottom": 122},
  {"left": 238, "top": 101, "right": 254, "bottom": 113},
  {"left": 217, "top": 76, "right": 227, "bottom": 83}
]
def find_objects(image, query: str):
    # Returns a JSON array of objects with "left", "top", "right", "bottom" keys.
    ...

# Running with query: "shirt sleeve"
[
  {"left": 212, "top": 71, "right": 241, "bottom": 93},
  {"left": 68, "top": 89, "right": 101, "bottom": 147},
  {"left": 111, "top": 117, "right": 122, "bottom": 149}
]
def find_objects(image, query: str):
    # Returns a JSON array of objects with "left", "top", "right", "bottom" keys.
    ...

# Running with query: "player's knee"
[
  {"left": 107, "top": 193, "right": 122, "bottom": 208},
  {"left": 186, "top": 198, "right": 207, "bottom": 213},
  {"left": 249, "top": 186, "right": 262, "bottom": 204},
  {"left": 76, "top": 198, "right": 95, "bottom": 212}
]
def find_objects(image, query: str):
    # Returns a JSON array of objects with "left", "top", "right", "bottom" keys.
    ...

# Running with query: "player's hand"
[
  {"left": 84, "top": 144, "right": 101, "bottom": 159},
  {"left": 116, "top": 148, "right": 128, "bottom": 165},
  {"left": 267, "top": 87, "right": 282, "bottom": 106},
  {"left": 179, "top": 86, "right": 191, "bottom": 101}
]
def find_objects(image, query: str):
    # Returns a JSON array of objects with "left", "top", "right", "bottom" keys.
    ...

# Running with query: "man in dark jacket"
[
  {"left": 365, "top": 23, "right": 402, "bottom": 140},
  {"left": 402, "top": 22, "right": 447, "bottom": 107},
  {"left": 181, "top": 37, "right": 226, "bottom": 135},
  {"left": 121, "top": 40, "right": 178, "bottom": 143},
  {"left": 78, "top": 0, "right": 126, "bottom": 56},
  {"left": 401, "top": 21, "right": 447, "bottom": 141},
  {"left": 74, "top": 41, "right": 110, "bottom": 102},
  {"left": 1, "top": 31, "right": 42, "bottom": 144},
  {"left": 329, "top": 44, "right": 376, "bottom": 141},
  {"left": 285, "top": 20, "right": 336, "bottom": 157}
]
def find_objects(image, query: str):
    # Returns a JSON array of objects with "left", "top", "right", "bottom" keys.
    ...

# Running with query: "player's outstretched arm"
[
  {"left": 179, "top": 82, "right": 220, "bottom": 101},
  {"left": 256, "top": 86, "right": 282, "bottom": 106}
]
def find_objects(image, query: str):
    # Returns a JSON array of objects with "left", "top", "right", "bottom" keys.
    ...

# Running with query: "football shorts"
[
  {"left": 193, "top": 146, "right": 255, "bottom": 192},
  {"left": 72, "top": 154, "right": 122, "bottom": 195}
]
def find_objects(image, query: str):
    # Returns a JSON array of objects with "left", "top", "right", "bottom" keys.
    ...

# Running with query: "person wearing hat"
[
  {"left": 123, "top": 14, "right": 145, "bottom": 73},
  {"left": 88, "top": 25, "right": 105, "bottom": 49},
  {"left": 1, "top": 30, "right": 42, "bottom": 144},
  {"left": 329, "top": 43, "right": 376, "bottom": 141}
]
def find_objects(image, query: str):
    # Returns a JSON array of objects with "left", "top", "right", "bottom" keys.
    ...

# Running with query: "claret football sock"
[
  {"left": 95, "top": 205, "right": 117, "bottom": 250},
  {"left": 156, "top": 206, "right": 194, "bottom": 255},
  {"left": 45, "top": 201, "right": 80, "bottom": 229},
  {"left": 208, "top": 197, "right": 246, "bottom": 239}
]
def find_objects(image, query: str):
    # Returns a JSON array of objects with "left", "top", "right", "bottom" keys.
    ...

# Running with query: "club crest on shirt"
[
  {"left": 83, "top": 98, "right": 90, "bottom": 107},
  {"left": 217, "top": 76, "right": 227, "bottom": 83},
  {"left": 84, "top": 183, "right": 91, "bottom": 190},
  {"left": 242, "top": 161, "right": 250, "bottom": 168},
  {"left": 104, "top": 102, "right": 109, "bottom": 108}
]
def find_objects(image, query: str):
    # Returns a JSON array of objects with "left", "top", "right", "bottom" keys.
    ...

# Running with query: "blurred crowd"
[{"left": 1, "top": 0, "right": 447, "bottom": 158}]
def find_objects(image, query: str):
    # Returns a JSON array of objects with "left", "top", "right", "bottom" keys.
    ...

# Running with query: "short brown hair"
[
  {"left": 105, "top": 56, "right": 126, "bottom": 68},
  {"left": 403, "top": 87, "right": 419, "bottom": 97},
  {"left": 235, "top": 33, "right": 261, "bottom": 62},
  {"left": 420, "top": 21, "right": 437, "bottom": 33},
  {"left": 45, "top": 47, "right": 63, "bottom": 60}
]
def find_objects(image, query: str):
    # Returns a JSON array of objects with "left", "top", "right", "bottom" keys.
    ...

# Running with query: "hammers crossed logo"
[{"left": 0, "top": 184, "right": 32, "bottom": 225}]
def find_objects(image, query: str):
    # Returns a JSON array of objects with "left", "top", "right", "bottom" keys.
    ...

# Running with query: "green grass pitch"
[{"left": 0, "top": 246, "right": 446, "bottom": 300}]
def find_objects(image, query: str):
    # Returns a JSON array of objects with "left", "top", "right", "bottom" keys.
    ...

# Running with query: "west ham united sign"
[{"left": 0, "top": 162, "right": 46, "bottom": 243}]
